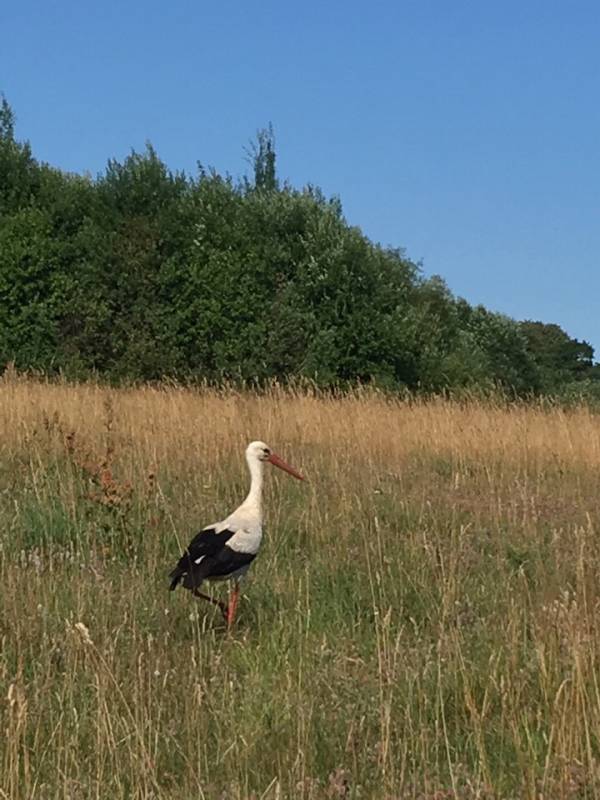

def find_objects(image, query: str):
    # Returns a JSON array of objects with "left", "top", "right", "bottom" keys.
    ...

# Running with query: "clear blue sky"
[{"left": 3, "top": 1, "right": 599, "bottom": 352}]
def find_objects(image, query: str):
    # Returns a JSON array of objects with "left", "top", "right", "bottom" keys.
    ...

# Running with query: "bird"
[{"left": 168, "top": 440, "right": 304, "bottom": 628}]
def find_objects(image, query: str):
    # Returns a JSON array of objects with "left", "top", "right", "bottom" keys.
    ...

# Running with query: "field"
[{"left": 2, "top": 376, "right": 600, "bottom": 799}]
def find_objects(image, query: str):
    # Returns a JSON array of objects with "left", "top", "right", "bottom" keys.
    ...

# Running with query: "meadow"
[{"left": 1, "top": 375, "right": 600, "bottom": 799}]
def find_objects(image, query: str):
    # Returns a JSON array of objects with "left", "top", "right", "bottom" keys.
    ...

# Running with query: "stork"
[{"left": 168, "top": 441, "right": 304, "bottom": 627}]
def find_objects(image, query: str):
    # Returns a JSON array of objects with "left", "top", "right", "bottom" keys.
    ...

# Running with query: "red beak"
[{"left": 267, "top": 452, "right": 305, "bottom": 480}]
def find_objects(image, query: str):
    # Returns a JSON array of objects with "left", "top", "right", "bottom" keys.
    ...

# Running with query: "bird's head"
[{"left": 246, "top": 440, "right": 304, "bottom": 480}]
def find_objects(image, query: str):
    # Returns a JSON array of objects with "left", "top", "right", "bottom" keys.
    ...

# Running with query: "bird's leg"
[
  {"left": 226, "top": 583, "right": 241, "bottom": 629},
  {"left": 192, "top": 589, "right": 227, "bottom": 616}
]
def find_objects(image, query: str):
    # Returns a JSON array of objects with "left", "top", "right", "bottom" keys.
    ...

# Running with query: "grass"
[{"left": 1, "top": 375, "right": 600, "bottom": 798}]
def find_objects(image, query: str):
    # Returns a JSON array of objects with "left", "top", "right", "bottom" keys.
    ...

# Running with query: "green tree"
[
  {"left": 0, "top": 93, "right": 595, "bottom": 395},
  {"left": 246, "top": 124, "right": 278, "bottom": 192},
  {"left": 460, "top": 305, "right": 540, "bottom": 394},
  {"left": 58, "top": 145, "right": 194, "bottom": 378},
  {"left": 520, "top": 320, "right": 595, "bottom": 390},
  {"left": 0, "top": 208, "right": 63, "bottom": 369},
  {"left": 0, "top": 96, "right": 41, "bottom": 214}
]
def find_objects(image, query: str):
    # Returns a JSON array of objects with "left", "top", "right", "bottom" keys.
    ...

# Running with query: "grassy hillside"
[{"left": 1, "top": 376, "right": 600, "bottom": 798}]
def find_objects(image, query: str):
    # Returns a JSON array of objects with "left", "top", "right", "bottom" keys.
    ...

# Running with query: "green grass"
[{"left": 1, "top": 379, "right": 600, "bottom": 798}]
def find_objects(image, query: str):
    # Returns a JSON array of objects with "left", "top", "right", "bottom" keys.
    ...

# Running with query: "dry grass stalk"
[{"left": 0, "top": 376, "right": 599, "bottom": 797}]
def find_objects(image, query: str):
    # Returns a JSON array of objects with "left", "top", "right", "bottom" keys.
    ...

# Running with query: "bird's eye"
[{"left": 262, "top": 448, "right": 270, "bottom": 457}]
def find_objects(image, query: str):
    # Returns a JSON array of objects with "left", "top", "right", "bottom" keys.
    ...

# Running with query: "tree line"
[{"left": 0, "top": 96, "right": 598, "bottom": 398}]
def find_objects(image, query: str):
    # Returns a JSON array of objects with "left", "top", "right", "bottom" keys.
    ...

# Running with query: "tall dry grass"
[{"left": 1, "top": 374, "right": 600, "bottom": 798}]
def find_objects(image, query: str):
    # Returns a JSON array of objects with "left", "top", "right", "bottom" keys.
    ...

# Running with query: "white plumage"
[{"left": 168, "top": 440, "right": 304, "bottom": 626}]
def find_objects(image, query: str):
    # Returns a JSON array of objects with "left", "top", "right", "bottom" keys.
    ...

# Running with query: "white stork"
[{"left": 169, "top": 440, "right": 304, "bottom": 627}]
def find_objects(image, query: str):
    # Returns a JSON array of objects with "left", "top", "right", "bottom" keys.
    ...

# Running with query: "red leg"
[{"left": 226, "top": 584, "right": 241, "bottom": 629}]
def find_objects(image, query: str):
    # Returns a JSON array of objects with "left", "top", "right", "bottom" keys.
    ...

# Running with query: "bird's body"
[
  {"left": 168, "top": 515, "right": 262, "bottom": 592},
  {"left": 169, "top": 440, "right": 303, "bottom": 626}
]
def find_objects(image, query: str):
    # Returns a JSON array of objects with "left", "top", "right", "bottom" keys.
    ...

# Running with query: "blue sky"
[{"left": 2, "top": 1, "right": 599, "bottom": 352}]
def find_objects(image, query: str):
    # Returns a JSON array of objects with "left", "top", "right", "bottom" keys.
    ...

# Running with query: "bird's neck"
[{"left": 240, "top": 456, "right": 264, "bottom": 516}]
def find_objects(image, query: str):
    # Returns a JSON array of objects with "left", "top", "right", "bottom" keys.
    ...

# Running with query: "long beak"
[{"left": 268, "top": 452, "right": 305, "bottom": 480}]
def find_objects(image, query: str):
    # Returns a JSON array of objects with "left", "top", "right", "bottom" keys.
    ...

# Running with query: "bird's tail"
[{"left": 169, "top": 567, "right": 183, "bottom": 591}]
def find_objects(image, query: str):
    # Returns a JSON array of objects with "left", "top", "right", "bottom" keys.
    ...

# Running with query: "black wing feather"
[
  {"left": 179, "top": 547, "right": 256, "bottom": 590},
  {"left": 207, "top": 546, "right": 256, "bottom": 578},
  {"left": 168, "top": 527, "right": 235, "bottom": 590}
]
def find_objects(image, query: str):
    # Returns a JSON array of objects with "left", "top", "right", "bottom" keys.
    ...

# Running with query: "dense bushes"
[{"left": 0, "top": 96, "right": 597, "bottom": 395}]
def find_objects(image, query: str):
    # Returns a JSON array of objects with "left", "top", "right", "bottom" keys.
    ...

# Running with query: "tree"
[
  {"left": 0, "top": 96, "right": 41, "bottom": 214},
  {"left": 246, "top": 124, "right": 278, "bottom": 192},
  {"left": 520, "top": 321, "right": 595, "bottom": 390},
  {"left": 0, "top": 93, "right": 596, "bottom": 395},
  {"left": 0, "top": 94, "right": 15, "bottom": 139},
  {"left": 0, "top": 207, "right": 63, "bottom": 369},
  {"left": 448, "top": 303, "right": 541, "bottom": 394}
]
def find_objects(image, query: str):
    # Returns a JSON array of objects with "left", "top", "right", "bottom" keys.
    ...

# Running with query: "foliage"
[
  {"left": 520, "top": 320, "right": 596, "bottom": 391},
  {"left": 0, "top": 96, "right": 596, "bottom": 394}
]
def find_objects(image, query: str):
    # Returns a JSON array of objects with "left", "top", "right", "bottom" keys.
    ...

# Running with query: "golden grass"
[{"left": 1, "top": 375, "right": 600, "bottom": 798}]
